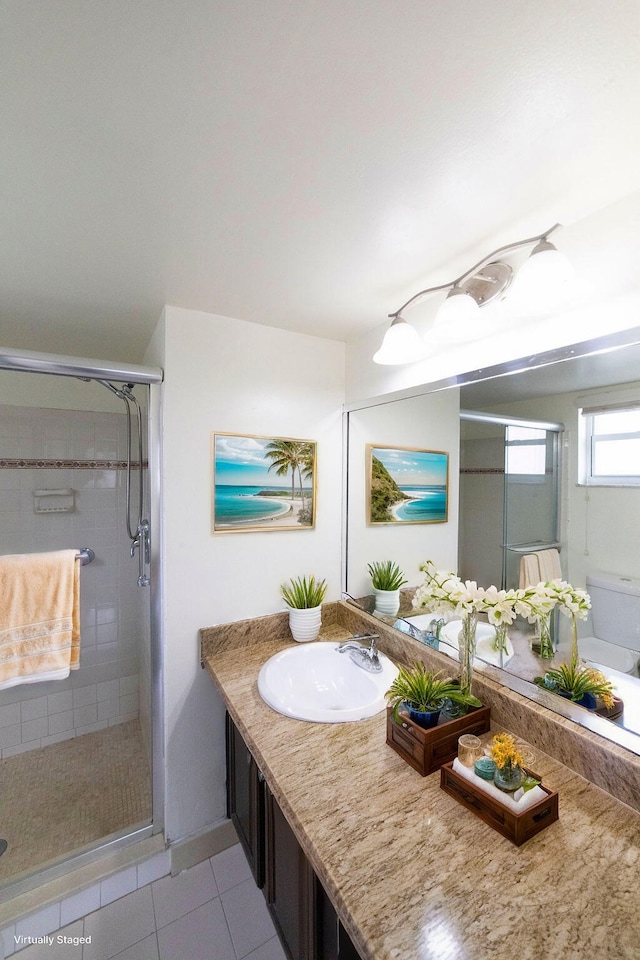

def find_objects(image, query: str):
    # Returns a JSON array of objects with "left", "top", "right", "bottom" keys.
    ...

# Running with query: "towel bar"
[
  {"left": 503, "top": 541, "right": 561, "bottom": 554},
  {"left": 76, "top": 548, "right": 95, "bottom": 565}
]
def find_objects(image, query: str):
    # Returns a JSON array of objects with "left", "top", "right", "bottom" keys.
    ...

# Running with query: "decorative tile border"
[
  {"left": 460, "top": 467, "right": 505, "bottom": 474},
  {"left": 0, "top": 459, "right": 148, "bottom": 470}
]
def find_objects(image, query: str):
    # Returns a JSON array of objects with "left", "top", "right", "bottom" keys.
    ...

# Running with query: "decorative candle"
[
  {"left": 457, "top": 734, "right": 483, "bottom": 767},
  {"left": 474, "top": 756, "right": 497, "bottom": 780}
]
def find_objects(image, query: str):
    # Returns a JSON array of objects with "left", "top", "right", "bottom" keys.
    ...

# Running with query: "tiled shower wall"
[
  {"left": 0, "top": 403, "right": 150, "bottom": 759},
  {"left": 458, "top": 434, "right": 505, "bottom": 588}
]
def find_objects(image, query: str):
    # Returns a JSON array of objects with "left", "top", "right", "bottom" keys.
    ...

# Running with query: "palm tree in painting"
[
  {"left": 264, "top": 440, "right": 314, "bottom": 523},
  {"left": 296, "top": 443, "right": 315, "bottom": 521},
  {"left": 264, "top": 440, "right": 303, "bottom": 501}
]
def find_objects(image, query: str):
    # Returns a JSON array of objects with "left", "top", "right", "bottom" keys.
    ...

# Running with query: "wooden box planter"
[
  {"left": 440, "top": 761, "right": 559, "bottom": 846},
  {"left": 386, "top": 703, "right": 491, "bottom": 776}
]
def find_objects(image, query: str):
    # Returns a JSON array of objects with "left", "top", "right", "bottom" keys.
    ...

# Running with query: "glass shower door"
[{"left": 503, "top": 425, "right": 560, "bottom": 589}]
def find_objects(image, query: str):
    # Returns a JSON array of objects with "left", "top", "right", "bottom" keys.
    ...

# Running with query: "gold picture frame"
[
  {"left": 212, "top": 432, "right": 317, "bottom": 532},
  {"left": 367, "top": 444, "right": 448, "bottom": 525}
]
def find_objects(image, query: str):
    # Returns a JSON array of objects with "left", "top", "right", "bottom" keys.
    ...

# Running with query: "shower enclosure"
[
  {"left": 0, "top": 348, "right": 163, "bottom": 898},
  {"left": 458, "top": 411, "right": 561, "bottom": 589}
]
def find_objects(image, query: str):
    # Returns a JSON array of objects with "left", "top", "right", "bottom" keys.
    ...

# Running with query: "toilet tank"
[{"left": 586, "top": 572, "right": 640, "bottom": 650}]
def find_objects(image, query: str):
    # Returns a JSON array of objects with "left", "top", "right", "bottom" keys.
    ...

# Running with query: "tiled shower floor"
[{"left": 0, "top": 721, "right": 152, "bottom": 887}]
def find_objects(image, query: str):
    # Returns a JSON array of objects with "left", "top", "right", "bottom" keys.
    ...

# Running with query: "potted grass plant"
[
  {"left": 368, "top": 560, "right": 407, "bottom": 617},
  {"left": 385, "top": 661, "right": 482, "bottom": 729},
  {"left": 534, "top": 660, "right": 615, "bottom": 710},
  {"left": 281, "top": 575, "right": 328, "bottom": 642}
]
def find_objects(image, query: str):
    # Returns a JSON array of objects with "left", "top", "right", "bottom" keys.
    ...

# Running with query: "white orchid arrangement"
[
  {"left": 414, "top": 562, "right": 592, "bottom": 664},
  {"left": 544, "top": 579, "right": 591, "bottom": 621},
  {"left": 414, "top": 561, "right": 521, "bottom": 625},
  {"left": 481, "top": 586, "right": 519, "bottom": 627},
  {"left": 412, "top": 561, "right": 485, "bottom": 617},
  {"left": 513, "top": 579, "right": 590, "bottom": 623}
]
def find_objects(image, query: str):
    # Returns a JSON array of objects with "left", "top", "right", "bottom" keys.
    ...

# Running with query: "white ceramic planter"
[
  {"left": 288, "top": 604, "right": 322, "bottom": 642},
  {"left": 373, "top": 588, "right": 400, "bottom": 617}
]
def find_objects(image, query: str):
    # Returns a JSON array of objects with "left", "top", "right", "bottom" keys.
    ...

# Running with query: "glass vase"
[
  {"left": 458, "top": 612, "right": 478, "bottom": 696},
  {"left": 493, "top": 623, "right": 509, "bottom": 668},
  {"left": 570, "top": 614, "right": 580, "bottom": 668},
  {"left": 536, "top": 613, "right": 555, "bottom": 660},
  {"left": 493, "top": 762, "right": 524, "bottom": 792}
]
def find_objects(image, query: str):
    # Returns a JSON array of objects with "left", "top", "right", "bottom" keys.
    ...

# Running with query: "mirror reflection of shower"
[
  {"left": 459, "top": 411, "right": 561, "bottom": 590},
  {"left": 80, "top": 378, "right": 150, "bottom": 586}
]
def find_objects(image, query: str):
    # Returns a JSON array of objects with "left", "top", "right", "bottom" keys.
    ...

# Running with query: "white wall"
[
  {"left": 145, "top": 306, "right": 345, "bottom": 843},
  {"left": 346, "top": 391, "right": 460, "bottom": 598}
]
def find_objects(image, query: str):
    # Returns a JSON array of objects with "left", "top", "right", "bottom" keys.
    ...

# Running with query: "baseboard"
[{"left": 170, "top": 819, "right": 239, "bottom": 876}]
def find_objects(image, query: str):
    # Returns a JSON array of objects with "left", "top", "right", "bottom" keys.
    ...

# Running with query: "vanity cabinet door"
[
  {"left": 314, "top": 877, "right": 362, "bottom": 960},
  {"left": 265, "top": 785, "right": 362, "bottom": 960},
  {"left": 265, "top": 787, "right": 315, "bottom": 960},
  {"left": 225, "top": 713, "right": 265, "bottom": 888},
  {"left": 226, "top": 714, "right": 362, "bottom": 960}
]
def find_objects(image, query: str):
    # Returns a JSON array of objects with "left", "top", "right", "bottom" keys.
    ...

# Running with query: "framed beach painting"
[
  {"left": 212, "top": 433, "right": 317, "bottom": 532},
  {"left": 367, "top": 444, "right": 448, "bottom": 525}
]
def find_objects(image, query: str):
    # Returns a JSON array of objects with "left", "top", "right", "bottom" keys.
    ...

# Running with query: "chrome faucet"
[
  {"left": 337, "top": 634, "right": 382, "bottom": 673},
  {"left": 393, "top": 617, "right": 444, "bottom": 650}
]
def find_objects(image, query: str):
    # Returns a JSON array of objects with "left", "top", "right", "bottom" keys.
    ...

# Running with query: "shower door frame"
[
  {"left": 460, "top": 410, "right": 563, "bottom": 589},
  {"left": 0, "top": 346, "right": 165, "bottom": 896}
]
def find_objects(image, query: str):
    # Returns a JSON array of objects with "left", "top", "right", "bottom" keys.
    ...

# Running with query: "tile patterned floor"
[
  {"left": 4, "top": 844, "right": 286, "bottom": 960},
  {"left": 0, "top": 721, "right": 152, "bottom": 886}
]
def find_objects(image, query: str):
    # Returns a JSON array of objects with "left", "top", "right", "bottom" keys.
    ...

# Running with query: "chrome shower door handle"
[{"left": 135, "top": 520, "right": 151, "bottom": 587}]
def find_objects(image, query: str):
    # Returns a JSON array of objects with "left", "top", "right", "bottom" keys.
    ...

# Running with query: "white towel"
[
  {"left": 452, "top": 758, "right": 547, "bottom": 813},
  {"left": 536, "top": 548, "right": 562, "bottom": 582},
  {"left": 519, "top": 554, "right": 540, "bottom": 588}
]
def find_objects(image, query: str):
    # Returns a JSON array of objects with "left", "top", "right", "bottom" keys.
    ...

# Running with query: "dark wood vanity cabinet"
[
  {"left": 265, "top": 789, "right": 315, "bottom": 959},
  {"left": 226, "top": 713, "right": 361, "bottom": 960},
  {"left": 225, "top": 712, "right": 265, "bottom": 887}
]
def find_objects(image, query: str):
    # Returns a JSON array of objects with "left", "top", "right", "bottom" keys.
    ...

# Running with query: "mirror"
[{"left": 344, "top": 327, "right": 640, "bottom": 753}]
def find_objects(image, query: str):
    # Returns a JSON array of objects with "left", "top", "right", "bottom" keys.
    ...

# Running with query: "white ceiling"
[{"left": 2, "top": 1, "right": 640, "bottom": 363}]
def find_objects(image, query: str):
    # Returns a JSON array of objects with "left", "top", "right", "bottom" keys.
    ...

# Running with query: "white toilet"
[{"left": 579, "top": 572, "right": 640, "bottom": 676}]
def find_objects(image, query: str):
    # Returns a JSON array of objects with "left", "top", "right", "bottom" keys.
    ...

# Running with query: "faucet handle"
[{"left": 362, "top": 634, "right": 379, "bottom": 661}]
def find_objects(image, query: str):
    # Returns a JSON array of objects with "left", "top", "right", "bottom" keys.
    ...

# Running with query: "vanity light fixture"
[
  {"left": 373, "top": 223, "right": 571, "bottom": 364},
  {"left": 372, "top": 315, "right": 429, "bottom": 365}
]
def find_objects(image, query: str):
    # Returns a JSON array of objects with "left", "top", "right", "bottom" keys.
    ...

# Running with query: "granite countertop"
[{"left": 202, "top": 612, "right": 640, "bottom": 960}]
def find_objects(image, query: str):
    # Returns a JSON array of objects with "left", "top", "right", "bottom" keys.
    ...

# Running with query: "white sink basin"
[
  {"left": 257, "top": 641, "right": 398, "bottom": 723},
  {"left": 405, "top": 615, "right": 514, "bottom": 667}
]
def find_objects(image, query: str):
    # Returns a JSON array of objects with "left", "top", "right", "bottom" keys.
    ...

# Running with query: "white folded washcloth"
[{"left": 452, "top": 758, "right": 547, "bottom": 813}]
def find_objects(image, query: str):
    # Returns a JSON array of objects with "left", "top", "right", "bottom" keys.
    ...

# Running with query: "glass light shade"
[
  {"left": 431, "top": 287, "right": 481, "bottom": 342},
  {"left": 373, "top": 317, "right": 428, "bottom": 365},
  {"left": 510, "top": 240, "right": 574, "bottom": 310}
]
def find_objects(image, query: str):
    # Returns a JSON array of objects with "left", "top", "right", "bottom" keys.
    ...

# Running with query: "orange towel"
[{"left": 0, "top": 549, "right": 80, "bottom": 689}]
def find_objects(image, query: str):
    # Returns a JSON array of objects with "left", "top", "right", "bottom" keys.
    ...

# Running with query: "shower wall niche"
[{"left": 0, "top": 397, "right": 150, "bottom": 761}]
